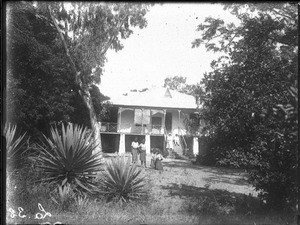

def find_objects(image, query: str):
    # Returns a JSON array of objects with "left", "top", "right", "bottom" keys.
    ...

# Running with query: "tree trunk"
[
  {"left": 48, "top": 6, "right": 103, "bottom": 159},
  {"left": 80, "top": 86, "right": 103, "bottom": 160}
]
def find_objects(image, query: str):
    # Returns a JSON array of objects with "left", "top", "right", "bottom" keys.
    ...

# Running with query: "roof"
[{"left": 107, "top": 86, "right": 198, "bottom": 109}]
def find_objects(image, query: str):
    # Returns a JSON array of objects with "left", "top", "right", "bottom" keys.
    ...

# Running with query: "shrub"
[
  {"left": 4, "top": 123, "right": 29, "bottom": 169},
  {"left": 50, "top": 183, "right": 76, "bottom": 212},
  {"left": 36, "top": 123, "right": 103, "bottom": 194},
  {"left": 74, "top": 193, "right": 90, "bottom": 212},
  {"left": 98, "top": 157, "right": 147, "bottom": 203}
]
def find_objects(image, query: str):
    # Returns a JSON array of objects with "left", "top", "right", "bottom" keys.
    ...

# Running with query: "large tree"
[
  {"left": 6, "top": 2, "right": 112, "bottom": 140},
  {"left": 6, "top": 2, "right": 76, "bottom": 138},
  {"left": 41, "top": 2, "right": 150, "bottom": 158},
  {"left": 193, "top": 3, "right": 297, "bottom": 209}
]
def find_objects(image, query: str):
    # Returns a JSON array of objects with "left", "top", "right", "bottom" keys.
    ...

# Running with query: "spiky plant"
[
  {"left": 4, "top": 123, "right": 29, "bottom": 169},
  {"left": 37, "top": 123, "right": 103, "bottom": 194},
  {"left": 99, "top": 157, "right": 147, "bottom": 202}
]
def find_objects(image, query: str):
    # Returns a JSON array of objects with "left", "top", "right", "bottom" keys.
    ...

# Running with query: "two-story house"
[{"left": 100, "top": 86, "right": 201, "bottom": 156}]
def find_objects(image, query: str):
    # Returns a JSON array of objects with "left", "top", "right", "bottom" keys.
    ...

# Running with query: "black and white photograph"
[{"left": 4, "top": 2, "right": 298, "bottom": 224}]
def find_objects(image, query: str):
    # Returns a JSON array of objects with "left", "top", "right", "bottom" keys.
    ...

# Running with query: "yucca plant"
[
  {"left": 4, "top": 123, "right": 29, "bottom": 169},
  {"left": 36, "top": 123, "right": 103, "bottom": 194},
  {"left": 99, "top": 157, "right": 147, "bottom": 202}
]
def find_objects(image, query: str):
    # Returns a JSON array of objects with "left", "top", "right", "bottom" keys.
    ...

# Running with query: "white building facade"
[{"left": 100, "top": 87, "right": 200, "bottom": 156}]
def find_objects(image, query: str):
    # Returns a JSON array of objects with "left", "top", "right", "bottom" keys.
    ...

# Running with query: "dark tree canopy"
[
  {"left": 7, "top": 2, "right": 75, "bottom": 136},
  {"left": 193, "top": 3, "right": 298, "bottom": 209},
  {"left": 6, "top": 2, "right": 115, "bottom": 138}
]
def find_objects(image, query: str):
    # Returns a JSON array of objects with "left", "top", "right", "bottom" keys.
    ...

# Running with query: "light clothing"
[
  {"left": 155, "top": 153, "right": 163, "bottom": 170},
  {"left": 139, "top": 143, "right": 146, "bottom": 167},
  {"left": 166, "top": 135, "right": 173, "bottom": 149},
  {"left": 131, "top": 141, "right": 139, "bottom": 148},
  {"left": 139, "top": 143, "right": 146, "bottom": 151},
  {"left": 131, "top": 141, "right": 139, "bottom": 163}
]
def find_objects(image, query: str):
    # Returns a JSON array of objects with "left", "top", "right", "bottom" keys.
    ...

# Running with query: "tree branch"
[
  {"left": 100, "top": 15, "right": 128, "bottom": 56},
  {"left": 271, "top": 8, "right": 296, "bottom": 22},
  {"left": 48, "top": 5, "right": 84, "bottom": 92}
]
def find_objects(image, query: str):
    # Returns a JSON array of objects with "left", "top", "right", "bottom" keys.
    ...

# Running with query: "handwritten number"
[
  {"left": 18, "top": 207, "right": 26, "bottom": 218},
  {"left": 9, "top": 203, "right": 52, "bottom": 221},
  {"left": 8, "top": 208, "right": 17, "bottom": 218}
]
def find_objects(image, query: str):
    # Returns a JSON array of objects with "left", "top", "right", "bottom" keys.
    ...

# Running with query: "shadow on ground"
[
  {"left": 163, "top": 160, "right": 246, "bottom": 175},
  {"left": 160, "top": 183, "right": 296, "bottom": 224}
]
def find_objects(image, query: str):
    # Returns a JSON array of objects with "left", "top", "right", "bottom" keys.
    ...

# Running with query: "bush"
[
  {"left": 36, "top": 123, "right": 103, "bottom": 194},
  {"left": 50, "top": 183, "right": 76, "bottom": 212},
  {"left": 98, "top": 157, "right": 147, "bottom": 203}
]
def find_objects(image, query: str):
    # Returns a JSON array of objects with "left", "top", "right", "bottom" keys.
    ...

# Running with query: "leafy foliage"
[
  {"left": 44, "top": 2, "right": 151, "bottom": 154},
  {"left": 6, "top": 2, "right": 78, "bottom": 137},
  {"left": 6, "top": 2, "right": 114, "bottom": 139},
  {"left": 163, "top": 75, "right": 203, "bottom": 97},
  {"left": 36, "top": 123, "right": 103, "bottom": 194},
  {"left": 4, "top": 123, "right": 29, "bottom": 169},
  {"left": 193, "top": 3, "right": 298, "bottom": 209},
  {"left": 98, "top": 157, "right": 147, "bottom": 203}
]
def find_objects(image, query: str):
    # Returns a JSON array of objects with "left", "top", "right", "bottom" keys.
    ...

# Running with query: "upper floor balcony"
[{"left": 100, "top": 122, "right": 199, "bottom": 136}]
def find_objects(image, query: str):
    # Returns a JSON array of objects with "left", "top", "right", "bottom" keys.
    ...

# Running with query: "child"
[
  {"left": 154, "top": 151, "right": 163, "bottom": 171},
  {"left": 138, "top": 140, "right": 147, "bottom": 168}
]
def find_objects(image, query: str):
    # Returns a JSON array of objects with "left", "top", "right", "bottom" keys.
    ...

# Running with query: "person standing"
[
  {"left": 174, "top": 134, "right": 180, "bottom": 146},
  {"left": 131, "top": 137, "right": 139, "bottom": 164},
  {"left": 139, "top": 139, "right": 147, "bottom": 168},
  {"left": 150, "top": 148, "right": 157, "bottom": 168},
  {"left": 166, "top": 133, "right": 173, "bottom": 150}
]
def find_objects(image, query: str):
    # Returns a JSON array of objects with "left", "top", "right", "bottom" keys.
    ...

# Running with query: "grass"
[{"left": 6, "top": 153, "right": 297, "bottom": 225}]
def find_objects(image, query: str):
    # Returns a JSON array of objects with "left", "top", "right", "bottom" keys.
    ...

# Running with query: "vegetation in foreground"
[
  {"left": 7, "top": 158, "right": 296, "bottom": 225},
  {"left": 5, "top": 123, "right": 296, "bottom": 224}
]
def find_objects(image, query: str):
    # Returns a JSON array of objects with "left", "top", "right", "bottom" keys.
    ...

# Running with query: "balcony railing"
[
  {"left": 100, "top": 122, "right": 118, "bottom": 133},
  {"left": 100, "top": 122, "right": 165, "bottom": 135},
  {"left": 100, "top": 122, "right": 200, "bottom": 136}
]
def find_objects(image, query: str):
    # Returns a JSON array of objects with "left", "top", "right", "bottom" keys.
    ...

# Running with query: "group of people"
[
  {"left": 131, "top": 137, "right": 147, "bottom": 167},
  {"left": 166, "top": 133, "right": 180, "bottom": 150},
  {"left": 131, "top": 137, "right": 164, "bottom": 170}
]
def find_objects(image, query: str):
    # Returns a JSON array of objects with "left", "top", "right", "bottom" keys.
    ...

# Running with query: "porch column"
[
  {"left": 163, "top": 109, "right": 167, "bottom": 152},
  {"left": 150, "top": 110, "right": 152, "bottom": 134},
  {"left": 145, "top": 134, "right": 151, "bottom": 154},
  {"left": 141, "top": 108, "right": 144, "bottom": 134},
  {"left": 118, "top": 107, "right": 122, "bottom": 132},
  {"left": 193, "top": 137, "right": 199, "bottom": 155},
  {"left": 119, "top": 133, "right": 126, "bottom": 154},
  {"left": 162, "top": 109, "right": 166, "bottom": 134},
  {"left": 178, "top": 109, "right": 181, "bottom": 135}
]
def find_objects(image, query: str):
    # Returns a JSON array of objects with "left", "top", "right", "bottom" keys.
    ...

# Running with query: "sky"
[{"left": 99, "top": 3, "right": 238, "bottom": 98}]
